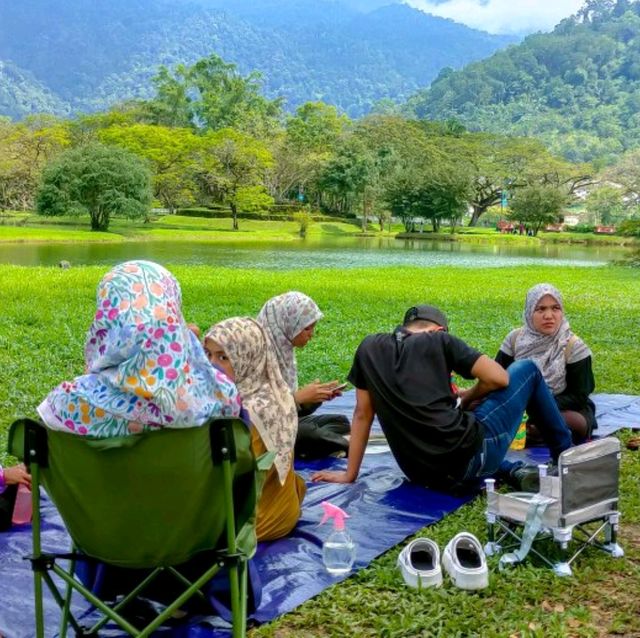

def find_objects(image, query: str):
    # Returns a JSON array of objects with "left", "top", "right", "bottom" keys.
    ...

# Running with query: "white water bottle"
[{"left": 11, "top": 484, "right": 33, "bottom": 525}]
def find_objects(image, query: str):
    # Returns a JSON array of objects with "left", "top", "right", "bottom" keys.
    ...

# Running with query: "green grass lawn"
[
  {"left": 1, "top": 263, "right": 638, "bottom": 636},
  {"left": 0, "top": 212, "right": 372, "bottom": 243},
  {"left": 0, "top": 224, "right": 123, "bottom": 243},
  {"left": 2, "top": 213, "right": 638, "bottom": 249}
]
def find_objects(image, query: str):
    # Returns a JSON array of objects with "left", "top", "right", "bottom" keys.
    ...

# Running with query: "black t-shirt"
[{"left": 348, "top": 328, "right": 484, "bottom": 487}]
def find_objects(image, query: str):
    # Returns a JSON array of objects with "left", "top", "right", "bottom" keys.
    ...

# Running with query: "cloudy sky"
[{"left": 406, "top": 0, "right": 586, "bottom": 35}]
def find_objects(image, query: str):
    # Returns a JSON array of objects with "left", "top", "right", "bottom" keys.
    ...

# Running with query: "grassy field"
[
  {"left": 0, "top": 212, "right": 376, "bottom": 243},
  {"left": 3, "top": 211, "right": 637, "bottom": 248},
  {"left": 1, "top": 263, "right": 639, "bottom": 636}
]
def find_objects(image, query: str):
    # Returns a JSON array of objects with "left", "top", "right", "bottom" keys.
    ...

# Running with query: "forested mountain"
[
  {"left": 0, "top": 61, "right": 69, "bottom": 118},
  {"left": 0, "top": 0, "right": 516, "bottom": 120},
  {"left": 407, "top": 0, "right": 640, "bottom": 163}
]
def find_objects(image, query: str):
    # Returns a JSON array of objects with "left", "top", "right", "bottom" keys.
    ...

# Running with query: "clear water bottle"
[
  {"left": 320, "top": 501, "right": 356, "bottom": 575},
  {"left": 11, "top": 484, "right": 33, "bottom": 525},
  {"left": 323, "top": 530, "right": 356, "bottom": 575}
]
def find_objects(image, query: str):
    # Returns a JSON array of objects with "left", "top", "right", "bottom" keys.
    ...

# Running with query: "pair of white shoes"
[{"left": 397, "top": 533, "right": 489, "bottom": 590}]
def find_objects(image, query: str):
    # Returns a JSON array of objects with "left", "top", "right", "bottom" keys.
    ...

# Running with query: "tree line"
[{"left": 1, "top": 52, "right": 639, "bottom": 234}]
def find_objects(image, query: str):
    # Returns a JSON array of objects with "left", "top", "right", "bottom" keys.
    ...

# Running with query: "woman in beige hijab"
[{"left": 205, "top": 317, "right": 305, "bottom": 541}]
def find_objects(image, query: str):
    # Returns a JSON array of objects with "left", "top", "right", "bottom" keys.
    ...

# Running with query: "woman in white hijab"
[
  {"left": 496, "top": 283, "right": 596, "bottom": 444},
  {"left": 257, "top": 292, "right": 350, "bottom": 459}
]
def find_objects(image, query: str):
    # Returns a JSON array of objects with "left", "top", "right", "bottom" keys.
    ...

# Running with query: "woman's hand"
[
  {"left": 295, "top": 380, "right": 340, "bottom": 405},
  {"left": 4, "top": 464, "right": 31, "bottom": 489},
  {"left": 311, "top": 470, "right": 354, "bottom": 483}
]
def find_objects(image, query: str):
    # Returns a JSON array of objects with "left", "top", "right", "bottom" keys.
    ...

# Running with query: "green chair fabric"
[{"left": 8, "top": 417, "right": 266, "bottom": 637}]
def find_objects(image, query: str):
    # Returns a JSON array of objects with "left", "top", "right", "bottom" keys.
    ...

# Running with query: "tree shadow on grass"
[{"left": 319, "top": 223, "right": 353, "bottom": 235}]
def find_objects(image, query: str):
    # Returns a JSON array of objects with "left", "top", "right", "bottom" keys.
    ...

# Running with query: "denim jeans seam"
[{"left": 475, "top": 367, "right": 535, "bottom": 426}]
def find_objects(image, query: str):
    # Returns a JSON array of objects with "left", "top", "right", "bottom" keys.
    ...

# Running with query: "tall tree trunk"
[
  {"left": 230, "top": 201, "right": 239, "bottom": 230},
  {"left": 468, "top": 205, "right": 484, "bottom": 227},
  {"left": 91, "top": 207, "right": 109, "bottom": 231},
  {"left": 361, "top": 190, "right": 368, "bottom": 232}
]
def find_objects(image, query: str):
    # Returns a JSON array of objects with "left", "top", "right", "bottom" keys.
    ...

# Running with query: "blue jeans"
[{"left": 461, "top": 359, "right": 572, "bottom": 483}]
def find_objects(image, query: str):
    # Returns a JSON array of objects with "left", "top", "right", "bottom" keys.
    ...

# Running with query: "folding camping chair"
[
  {"left": 484, "top": 437, "right": 624, "bottom": 577},
  {"left": 8, "top": 417, "right": 271, "bottom": 638}
]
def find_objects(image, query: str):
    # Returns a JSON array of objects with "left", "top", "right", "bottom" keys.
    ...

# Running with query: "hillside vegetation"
[
  {"left": 0, "top": 0, "right": 515, "bottom": 120},
  {"left": 408, "top": 0, "right": 640, "bottom": 163}
]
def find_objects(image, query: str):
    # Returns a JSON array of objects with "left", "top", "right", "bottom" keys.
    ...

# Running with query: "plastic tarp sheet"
[{"left": 1, "top": 392, "right": 638, "bottom": 637}]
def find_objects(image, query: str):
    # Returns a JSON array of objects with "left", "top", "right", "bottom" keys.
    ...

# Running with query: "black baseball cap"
[{"left": 403, "top": 304, "right": 448, "bottom": 330}]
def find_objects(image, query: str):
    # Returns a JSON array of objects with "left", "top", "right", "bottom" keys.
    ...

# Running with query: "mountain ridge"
[
  {"left": 0, "top": 0, "right": 517, "bottom": 119},
  {"left": 406, "top": 0, "right": 640, "bottom": 162}
]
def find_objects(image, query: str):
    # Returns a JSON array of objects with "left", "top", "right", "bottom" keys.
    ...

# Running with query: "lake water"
[{"left": 0, "top": 236, "right": 628, "bottom": 269}]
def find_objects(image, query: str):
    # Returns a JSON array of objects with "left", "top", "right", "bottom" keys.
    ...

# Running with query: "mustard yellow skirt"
[{"left": 251, "top": 428, "right": 306, "bottom": 541}]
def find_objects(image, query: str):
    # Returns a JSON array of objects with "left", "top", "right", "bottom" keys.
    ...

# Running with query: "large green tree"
[
  {"left": 508, "top": 184, "right": 567, "bottom": 235},
  {"left": 585, "top": 185, "right": 625, "bottom": 224},
  {"left": 99, "top": 124, "right": 200, "bottom": 213},
  {"left": 0, "top": 116, "right": 69, "bottom": 211},
  {"left": 195, "top": 129, "right": 273, "bottom": 230},
  {"left": 265, "top": 103, "right": 350, "bottom": 204},
  {"left": 37, "top": 143, "right": 152, "bottom": 231},
  {"left": 148, "top": 54, "right": 283, "bottom": 138},
  {"left": 317, "top": 138, "right": 376, "bottom": 224},
  {"left": 431, "top": 132, "right": 592, "bottom": 226},
  {"left": 385, "top": 163, "right": 472, "bottom": 232}
]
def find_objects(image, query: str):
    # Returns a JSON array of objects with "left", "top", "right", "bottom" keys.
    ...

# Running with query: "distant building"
[
  {"left": 563, "top": 214, "right": 580, "bottom": 227},
  {"left": 594, "top": 225, "right": 616, "bottom": 234}
]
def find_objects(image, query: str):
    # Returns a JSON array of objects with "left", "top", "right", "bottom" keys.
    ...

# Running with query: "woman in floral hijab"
[
  {"left": 496, "top": 283, "right": 596, "bottom": 444},
  {"left": 205, "top": 317, "right": 305, "bottom": 541},
  {"left": 257, "top": 291, "right": 350, "bottom": 460},
  {"left": 38, "top": 260, "right": 241, "bottom": 437}
]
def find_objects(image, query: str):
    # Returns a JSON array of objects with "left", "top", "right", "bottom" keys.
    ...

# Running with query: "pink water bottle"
[{"left": 11, "top": 484, "right": 33, "bottom": 525}]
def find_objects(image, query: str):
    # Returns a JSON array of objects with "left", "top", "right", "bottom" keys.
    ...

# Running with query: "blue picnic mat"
[{"left": 1, "top": 392, "right": 638, "bottom": 637}]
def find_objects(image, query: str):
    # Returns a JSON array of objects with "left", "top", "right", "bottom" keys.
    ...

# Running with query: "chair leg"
[
  {"left": 219, "top": 422, "right": 247, "bottom": 638},
  {"left": 238, "top": 559, "right": 248, "bottom": 637},
  {"left": 604, "top": 513, "right": 625, "bottom": 557},
  {"left": 229, "top": 561, "right": 243, "bottom": 638},
  {"left": 484, "top": 479, "right": 502, "bottom": 556},
  {"left": 59, "top": 551, "right": 77, "bottom": 638},
  {"left": 30, "top": 464, "right": 45, "bottom": 638},
  {"left": 34, "top": 570, "right": 45, "bottom": 638}
]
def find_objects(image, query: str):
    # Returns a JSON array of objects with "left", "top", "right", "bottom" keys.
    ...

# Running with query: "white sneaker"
[
  {"left": 442, "top": 532, "right": 489, "bottom": 590},
  {"left": 397, "top": 538, "right": 443, "bottom": 589}
]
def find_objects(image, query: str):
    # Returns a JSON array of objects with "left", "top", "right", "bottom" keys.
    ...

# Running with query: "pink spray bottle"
[{"left": 320, "top": 501, "right": 356, "bottom": 575}]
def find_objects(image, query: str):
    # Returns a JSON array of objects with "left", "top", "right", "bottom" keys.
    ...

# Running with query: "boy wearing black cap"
[{"left": 312, "top": 304, "right": 572, "bottom": 492}]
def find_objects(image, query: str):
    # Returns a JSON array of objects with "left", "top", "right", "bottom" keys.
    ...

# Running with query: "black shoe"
[
  {"left": 510, "top": 465, "right": 541, "bottom": 492},
  {"left": 509, "top": 462, "right": 558, "bottom": 492}
]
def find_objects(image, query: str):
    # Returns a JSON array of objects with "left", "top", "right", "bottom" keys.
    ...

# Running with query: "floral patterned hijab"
[
  {"left": 38, "top": 260, "right": 241, "bottom": 437},
  {"left": 205, "top": 317, "right": 298, "bottom": 484},
  {"left": 256, "top": 291, "right": 323, "bottom": 392}
]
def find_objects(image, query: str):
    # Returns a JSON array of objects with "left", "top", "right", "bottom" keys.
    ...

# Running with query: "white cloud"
[{"left": 406, "top": 0, "right": 586, "bottom": 35}]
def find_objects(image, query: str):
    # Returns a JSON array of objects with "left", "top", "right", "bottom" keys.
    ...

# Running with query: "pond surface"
[{"left": 0, "top": 236, "right": 628, "bottom": 269}]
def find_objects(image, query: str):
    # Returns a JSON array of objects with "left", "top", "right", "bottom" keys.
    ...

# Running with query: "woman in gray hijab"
[
  {"left": 496, "top": 283, "right": 596, "bottom": 444},
  {"left": 257, "top": 291, "right": 350, "bottom": 460}
]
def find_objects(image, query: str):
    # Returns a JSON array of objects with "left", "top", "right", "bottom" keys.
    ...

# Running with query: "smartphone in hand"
[{"left": 332, "top": 382, "right": 348, "bottom": 393}]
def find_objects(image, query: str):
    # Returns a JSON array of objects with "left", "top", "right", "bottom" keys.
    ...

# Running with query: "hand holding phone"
[{"left": 330, "top": 382, "right": 348, "bottom": 398}]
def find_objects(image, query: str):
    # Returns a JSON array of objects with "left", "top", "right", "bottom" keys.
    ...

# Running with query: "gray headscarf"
[
  {"left": 501, "top": 283, "right": 591, "bottom": 394},
  {"left": 256, "top": 292, "right": 324, "bottom": 392}
]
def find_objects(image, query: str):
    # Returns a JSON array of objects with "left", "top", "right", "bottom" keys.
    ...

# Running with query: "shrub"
[
  {"left": 618, "top": 219, "right": 640, "bottom": 237},
  {"left": 567, "top": 223, "right": 595, "bottom": 233}
]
